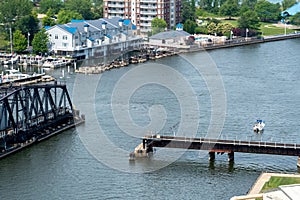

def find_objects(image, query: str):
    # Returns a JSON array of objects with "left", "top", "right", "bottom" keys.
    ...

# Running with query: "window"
[
  {"left": 62, "top": 43, "right": 68, "bottom": 47},
  {"left": 55, "top": 34, "right": 58, "bottom": 39},
  {"left": 63, "top": 35, "right": 68, "bottom": 40}
]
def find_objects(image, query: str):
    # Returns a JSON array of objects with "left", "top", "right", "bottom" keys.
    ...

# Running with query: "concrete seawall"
[{"left": 181, "top": 33, "right": 300, "bottom": 53}]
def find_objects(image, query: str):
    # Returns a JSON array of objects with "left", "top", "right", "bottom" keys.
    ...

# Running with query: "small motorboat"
[{"left": 253, "top": 119, "right": 265, "bottom": 133}]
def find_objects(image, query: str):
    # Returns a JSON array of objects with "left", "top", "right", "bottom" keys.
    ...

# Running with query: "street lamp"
[{"left": 27, "top": 32, "right": 30, "bottom": 49}]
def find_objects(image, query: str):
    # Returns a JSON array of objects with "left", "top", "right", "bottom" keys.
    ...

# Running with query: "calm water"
[{"left": 0, "top": 39, "right": 300, "bottom": 199}]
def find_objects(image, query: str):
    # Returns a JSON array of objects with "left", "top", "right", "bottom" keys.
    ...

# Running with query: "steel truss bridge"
[{"left": 0, "top": 83, "right": 81, "bottom": 153}]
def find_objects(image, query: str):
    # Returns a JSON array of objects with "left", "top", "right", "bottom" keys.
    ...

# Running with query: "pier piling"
[
  {"left": 228, "top": 151, "right": 234, "bottom": 162},
  {"left": 209, "top": 151, "right": 215, "bottom": 161}
]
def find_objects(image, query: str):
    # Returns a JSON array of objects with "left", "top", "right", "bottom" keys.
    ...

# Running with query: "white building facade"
[
  {"left": 46, "top": 17, "right": 142, "bottom": 59},
  {"left": 103, "top": 0, "right": 181, "bottom": 36}
]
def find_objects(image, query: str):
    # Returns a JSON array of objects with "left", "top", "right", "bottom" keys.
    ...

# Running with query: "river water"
[{"left": 0, "top": 39, "right": 300, "bottom": 200}]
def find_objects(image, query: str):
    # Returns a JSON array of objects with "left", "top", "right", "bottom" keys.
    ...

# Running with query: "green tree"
[
  {"left": 32, "top": 29, "right": 49, "bottom": 54},
  {"left": 217, "top": 22, "right": 234, "bottom": 35},
  {"left": 57, "top": 10, "right": 83, "bottom": 24},
  {"left": 13, "top": 30, "right": 27, "bottom": 53},
  {"left": 182, "top": 0, "right": 196, "bottom": 23},
  {"left": 198, "top": 0, "right": 214, "bottom": 13},
  {"left": 65, "top": 0, "right": 94, "bottom": 20},
  {"left": 0, "top": 34, "right": 9, "bottom": 50},
  {"left": 219, "top": 0, "right": 239, "bottom": 19},
  {"left": 183, "top": 19, "right": 197, "bottom": 34},
  {"left": 241, "top": 0, "right": 257, "bottom": 10},
  {"left": 151, "top": 17, "right": 167, "bottom": 35},
  {"left": 14, "top": 14, "right": 40, "bottom": 41},
  {"left": 42, "top": 10, "right": 57, "bottom": 26},
  {"left": 91, "top": 0, "right": 103, "bottom": 19},
  {"left": 39, "top": 0, "right": 63, "bottom": 14},
  {"left": 238, "top": 10, "right": 260, "bottom": 30},
  {"left": 0, "top": 0, "right": 33, "bottom": 24},
  {"left": 255, "top": 0, "right": 281, "bottom": 22},
  {"left": 195, "top": 26, "right": 208, "bottom": 34},
  {"left": 207, "top": 22, "right": 218, "bottom": 34},
  {"left": 282, "top": 0, "right": 296, "bottom": 11},
  {"left": 290, "top": 12, "right": 300, "bottom": 25}
]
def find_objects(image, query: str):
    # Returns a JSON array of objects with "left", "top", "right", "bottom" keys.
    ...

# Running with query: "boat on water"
[
  {"left": 0, "top": 69, "right": 55, "bottom": 86},
  {"left": 253, "top": 119, "right": 265, "bottom": 133},
  {"left": 1, "top": 69, "right": 30, "bottom": 82},
  {"left": 42, "top": 58, "right": 72, "bottom": 69}
]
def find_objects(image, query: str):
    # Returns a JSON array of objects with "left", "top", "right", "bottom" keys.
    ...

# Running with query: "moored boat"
[{"left": 253, "top": 119, "right": 265, "bottom": 133}]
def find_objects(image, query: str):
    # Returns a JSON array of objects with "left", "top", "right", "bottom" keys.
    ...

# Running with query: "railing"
[{"left": 143, "top": 135, "right": 300, "bottom": 150}]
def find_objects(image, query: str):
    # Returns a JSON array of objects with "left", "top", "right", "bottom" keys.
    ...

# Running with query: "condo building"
[{"left": 104, "top": 0, "right": 181, "bottom": 35}]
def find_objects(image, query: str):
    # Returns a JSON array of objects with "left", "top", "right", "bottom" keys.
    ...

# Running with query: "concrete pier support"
[
  {"left": 228, "top": 151, "right": 234, "bottom": 162},
  {"left": 209, "top": 151, "right": 215, "bottom": 161},
  {"left": 297, "top": 157, "right": 300, "bottom": 168}
]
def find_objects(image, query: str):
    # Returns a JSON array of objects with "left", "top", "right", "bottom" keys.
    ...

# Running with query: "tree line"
[
  {"left": 152, "top": 0, "right": 299, "bottom": 37},
  {"left": 185, "top": 0, "right": 300, "bottom": 36}
]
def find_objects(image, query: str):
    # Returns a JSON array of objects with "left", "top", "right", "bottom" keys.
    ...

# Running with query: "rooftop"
[
  {"left": 150, "top": 30, "right": 190, "bottom": 40},
  {"left": 282, "top": 2, "right": 300, "bottom": 17}
]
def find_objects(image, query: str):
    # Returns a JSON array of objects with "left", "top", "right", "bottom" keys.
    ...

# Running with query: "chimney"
[
  {"left": 102, "top": 21, "right": 107, "bottom": 30},
  {"left": 84, "top": 24, "right": 89, "bottom": 33},
  {"left": 118, "top": 19, "right": 124, "bottom": 27}
]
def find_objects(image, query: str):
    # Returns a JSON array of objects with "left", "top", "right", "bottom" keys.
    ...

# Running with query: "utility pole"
[{"left": 9, "top": 25, "right": 13, "bottom": 69}]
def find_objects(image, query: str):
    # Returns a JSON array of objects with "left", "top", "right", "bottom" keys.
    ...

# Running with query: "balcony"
[
  {"left": 108, "top": 3, "right": 125, "bottom": 8},
  {"left": 140, "top": 17, "right": 153, "bottom": 21},
  {"left": 140, "top": 0, "right": 157, "bottom": 2},
  {"left": 108, "top": 9, "right": 125, "bottom": 14},
  {"left": 140, "top": 23, "right": 151, "bottom": 27},
  {"left": 140, "top": 5, "right": 157, "bottom": 9},
  {"left": 140, "top": 10, "right": 157, "bottom": 15}
]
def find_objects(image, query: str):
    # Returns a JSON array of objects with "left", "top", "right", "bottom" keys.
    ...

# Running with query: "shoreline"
[
  {"left": 231, "top": 172, "right": 300, "bottom": 200},
  {"left": 248, "top": 172, "right": 300, "bottom": 195},
  {"left": 178, "top": 32, "right": 300, "bottom": 53},
  {"left": 75, "top": 32, "right": 300, "bottom": 74}
]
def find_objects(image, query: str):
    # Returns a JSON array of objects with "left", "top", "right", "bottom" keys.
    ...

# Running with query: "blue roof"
[
  {"left": 44, "top": 26, "right": 51, "bottom": 30},
  {"left": 282, "top": 2, "right": 300, "bottom": 17},
  {"left": 71, "top": 19, "right": 85, "bottom": 23},
  {"left": 105, "top": 34, "right": 112, "bottom": 39},
  {"left": 65, "top": 27, "right": 77, "bottom": 34},
  {"left": 176, "top": 23, "right": 183, "bottom": 29},
  {"left": 123, "top": 19, "right": 131, "bottom": 26},
  {"left": 88, "top": 37, "right": 95, "bottom": 41}
]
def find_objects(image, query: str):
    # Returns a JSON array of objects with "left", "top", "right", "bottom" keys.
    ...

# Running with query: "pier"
[
  {"left": 0, "top": 82, "right": 84, "bottom": 159},
  {"left": 132, "top": 135, "right": 300, "bottom": 167}
]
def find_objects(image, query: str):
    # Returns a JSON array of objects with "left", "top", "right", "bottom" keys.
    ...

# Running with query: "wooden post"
[{"left": 209, "top": 151, "right": 215, "bottom": 161}]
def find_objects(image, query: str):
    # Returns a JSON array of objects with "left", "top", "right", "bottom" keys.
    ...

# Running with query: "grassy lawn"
[
  {"left": 221, "top": 19, "right": 298, "bottom": 36},
  {"left": 261, "top": 176, "right": 300, "bottom": 192},
  {"left": 260, "top": 22, "right": 296, "bottom": 36}
]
